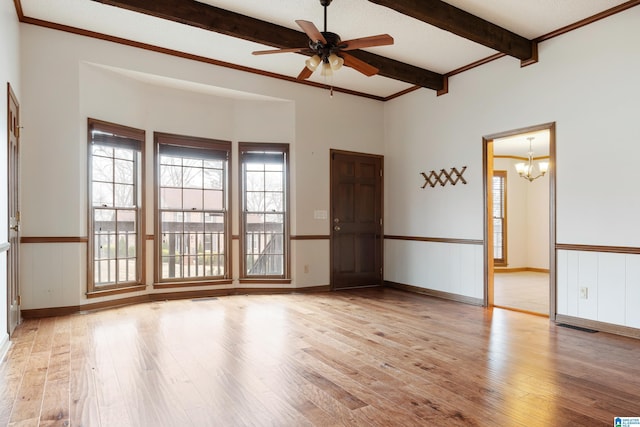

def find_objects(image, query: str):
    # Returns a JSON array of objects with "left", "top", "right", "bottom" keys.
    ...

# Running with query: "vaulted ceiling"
[{"left": 16, "top": 0, "right": 639, "bottom": 100}]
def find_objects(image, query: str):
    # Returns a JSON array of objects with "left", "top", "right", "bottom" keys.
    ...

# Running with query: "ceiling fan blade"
[
  {"left": 341, "top": 34, "right": 394, "bottom": 51},
  {"left": 297, "top": 66, "right": 314, "bottom": 80},
  {"left": 295, "top": 20, "right": 327, "bottom": 44},
  {"left": 252, "top": 47, "right": 307, "bottom": 55},
  {"left": 341, "top": 53, "right": 379, "bottom": 76}
]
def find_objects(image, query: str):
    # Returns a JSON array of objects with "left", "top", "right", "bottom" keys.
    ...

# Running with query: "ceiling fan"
[{"left": 252, "top": 0, "right": 394, "bottom": 80}]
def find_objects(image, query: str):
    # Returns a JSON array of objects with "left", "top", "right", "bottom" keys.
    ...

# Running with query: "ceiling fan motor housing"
[{"left": 309, "top": 31, "right": 342, "bottom": 61}]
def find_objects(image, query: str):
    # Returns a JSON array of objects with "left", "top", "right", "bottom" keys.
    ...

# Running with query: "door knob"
[{"left": 334, "top": 225, "right": 341, "bottom": 231}]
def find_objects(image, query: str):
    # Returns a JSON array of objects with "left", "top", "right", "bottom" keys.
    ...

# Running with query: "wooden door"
[
  {"left": 330, "top": 151, "right": 383, "bottom": 290},
  {"left": 7, "top": 83, "right": 20, "bottom": 335}
]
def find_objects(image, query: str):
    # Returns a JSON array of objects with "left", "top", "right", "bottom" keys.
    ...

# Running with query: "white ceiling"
[
  {"left": 19, "top": 0, "right": 633, "bottom": 99},
  {"left": 493, "top": 129, "right": 550, "bottom": 158}
]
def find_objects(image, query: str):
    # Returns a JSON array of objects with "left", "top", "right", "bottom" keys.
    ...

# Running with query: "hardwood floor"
[
  {"left": 2, "top": 288, "right": 640, "bottom": 426},
  {"left": 494, "top": 271, "right": 549, "bottom": 315}
]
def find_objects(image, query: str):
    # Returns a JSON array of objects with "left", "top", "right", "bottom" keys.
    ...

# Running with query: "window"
[
  {"left": 239, "top": 143, "right": 289, "bottom": 280},
  {"left": 155, "top": 133, "right": 230, "bottom": 284},
  {"left": 88, "top": 119, "right": 144, "bottom": 292},
  {"left": 493, "top": 171, "right": 507, "bottom": 266}
]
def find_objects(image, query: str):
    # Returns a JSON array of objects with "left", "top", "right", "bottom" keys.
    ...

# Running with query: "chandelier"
[{"left": 514, "top": 137, "right": 549, "bottom": 182}]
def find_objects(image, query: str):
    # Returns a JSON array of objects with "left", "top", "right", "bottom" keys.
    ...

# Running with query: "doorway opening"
[{"left": 483, "top": 123, "right": 556, "bottom": 318}]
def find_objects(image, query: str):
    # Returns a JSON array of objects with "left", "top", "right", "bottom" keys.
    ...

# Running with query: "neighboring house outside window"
[
  {"left": 155, "top": 133, "right": 231, "bottom": 285},
  {"left": 239, "top": 142, "right": 290, "bottom": 281},
  {"left": 88, "top": 119, "right": 144, "bottom": 293}
]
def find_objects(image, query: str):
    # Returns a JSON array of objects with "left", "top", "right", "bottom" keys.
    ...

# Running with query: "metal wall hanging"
[{"left": 421, "top": 166, "right": 467, "bottom": 188}]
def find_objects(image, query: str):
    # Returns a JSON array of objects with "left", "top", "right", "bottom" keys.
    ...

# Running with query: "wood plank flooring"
[
  {"left": 494, "top": 271, "right": 549, "bottom": 315},
  {"left": 1, "top": 287, "right": 640, "bottom": 426}
]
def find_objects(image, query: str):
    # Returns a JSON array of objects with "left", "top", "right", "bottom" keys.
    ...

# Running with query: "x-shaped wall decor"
[{"left": 420, "top": 166, "right": 467, "bottom": 188}]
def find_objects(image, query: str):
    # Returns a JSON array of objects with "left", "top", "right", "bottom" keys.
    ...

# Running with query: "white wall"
[
  {"left": 19, "top": 24, "right": 385, "bottom": 309},
  {"left": 384, "top": 6, "right": 640, "bottom": 328},
  {"left": 0, "top": 1, "right": 21, "bottom": 346}
]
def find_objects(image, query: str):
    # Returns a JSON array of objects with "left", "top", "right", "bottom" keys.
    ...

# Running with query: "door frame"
[
  {"left": 483, "top": 122, "right": 557, "bottom": 320},
  {"left": 7, "top": 82, "right": 21, "bottom": 335},
  {"left": 329, "top": 149, "right": 384, "bottom": 290}
]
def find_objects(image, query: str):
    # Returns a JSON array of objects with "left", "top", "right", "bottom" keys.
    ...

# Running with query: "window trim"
[
  {"left": 154, "top": 132, "right": 232, "bottom": 286},
  {"left": 87, "top": 118, "right": 145, "bottom": 295},
  {"left": 238, "top": 142, "right": 291, "bottom": 282},
  {"left": 493, "top": 170, "right": 507, "bottom": 266}
]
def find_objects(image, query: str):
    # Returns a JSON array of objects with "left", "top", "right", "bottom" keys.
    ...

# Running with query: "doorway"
[
  {"left": 7, "top": 83, "right": 21, "bottom": 335},
  {"left": 330, "top": 150, "right": 383, "bottom": 290},
  {"left": 483, "top": 123, "right": 556, "bottom": 318}
]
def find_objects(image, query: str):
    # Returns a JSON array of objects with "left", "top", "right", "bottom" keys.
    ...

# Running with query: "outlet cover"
[{"left": 580, "top": 287, "right": 588, "bottom": 299}]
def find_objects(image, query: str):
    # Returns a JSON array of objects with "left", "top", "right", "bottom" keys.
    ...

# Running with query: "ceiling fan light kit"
[{"left": 252, "top": 0, "right": 393, "bottom": 84}]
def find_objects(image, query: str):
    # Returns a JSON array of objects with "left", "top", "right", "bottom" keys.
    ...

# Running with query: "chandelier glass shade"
[{"left": 514, "top": 137, "right": 549, "bottom": 182}]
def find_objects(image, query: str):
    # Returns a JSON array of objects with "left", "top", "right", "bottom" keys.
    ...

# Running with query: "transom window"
[
  {"left": 88, "top": 119, "right": 144, "bottom": 292},
  {"left": 155, "top": 133, "right": 230, "bottom": 283},
  {"left": 239, "top": 143, "right": 289, "bottom": 279}
]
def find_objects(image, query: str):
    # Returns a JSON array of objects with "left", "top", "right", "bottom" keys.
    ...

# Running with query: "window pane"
[
  {"left": 118, "top": 259, "right": 129, "bottom": 283},
  {"left": 246, "top": 162, "right": 265, "bottom": 172},
  {"left": 246, "top": 171, "right": 265, "bottom": 191},
  {"left": 92, "top": 156, "right": 113, "bottom": 182},
  {"left": 204, "top": 168, "right": 223, "bottom": 190},
  {"left": 161, "top": 188, "right": 182, "bottom": 209},
  {"left": 114, "top": 148, "right": 133, "bottom": 161},
  {"left": 93, "top": 182, "right": 113, "bottom": 207},
  {"left": 183, "top": 189, "right": 203, "bottom": 210},
  {"left": 161, "top": 165, "right": 182, "bottom": 187},
  {"left": 265, "top": 192, "right": 283, "bottom": 212},
  {"left": 95, "top": 260, "right": 113, "bottom": 284},
  {"left": 246, "top": 192, "right": 265, "bottom": 212},
  {"left": 92, "top": 145, "right": 113, "bottom": 158},
  {"left": 114, "top": 159, "right": 134, "bottom": 184},
  {"left": 183, "top": 167, "right": 203, "bottom": 188},
  {"left": 160, "top": 155, "right": 182, "bottom": 166},
  {"left": 183, "top": 158, "right": 202, "bottom": 168},
  {"left": 204, "top": 159, "right": 223, "bottom": 169},
  {"left": 265, "top": 171, "right": 283, "bottom": 191},
  {"left": 115, "top": 184, "right": 134, "bottom": 207},
  {"left": 265, "top": 214, "right": 284, "bottom": 231},
  {"left": 117, "top": 209, "right": 137, "bottom": 230},
  {"left": 162, "top": 211, "right": 183, "bottom": 233},
  {"left": 185, "top": 212, "right": 204, "bottom": 233},
  {"left": 204, "top": 190, "right": 223, "bottom": 210}
]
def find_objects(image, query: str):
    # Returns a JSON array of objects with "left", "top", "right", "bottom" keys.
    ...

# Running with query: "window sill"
[
  {"left": 86, "top": 284, "right": 147, "bottom": 299},
  {"left": 153, "top": 279, "right": 233, "bottom": 289},
  {"left": 239, "top": 278, "right": 292, "bottom": 285}
]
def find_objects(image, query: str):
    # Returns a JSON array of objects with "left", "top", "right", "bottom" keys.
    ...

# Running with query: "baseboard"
[
  {"left": 0, "top": 334, "right": 10, "bottom": 363},
  {"left": 494, "top": 267, "right": 550, "bottom": 273},
  {"left": 385, "top": 281, "right": 484, "bottom": 306},
  {"left": 555, "top": 314, "right": 640, "bottom": 340},
  {"left": 21, "top": 285, "right": 332, "bottom": 319}
]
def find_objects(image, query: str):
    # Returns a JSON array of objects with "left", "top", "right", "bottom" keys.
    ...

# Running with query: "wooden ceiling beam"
[
  {"left": 368, "top": 0, "right": 538, "bottom": 65},
  {"left": 91, "top": 0, "right": 445, "bottom": 91}
]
